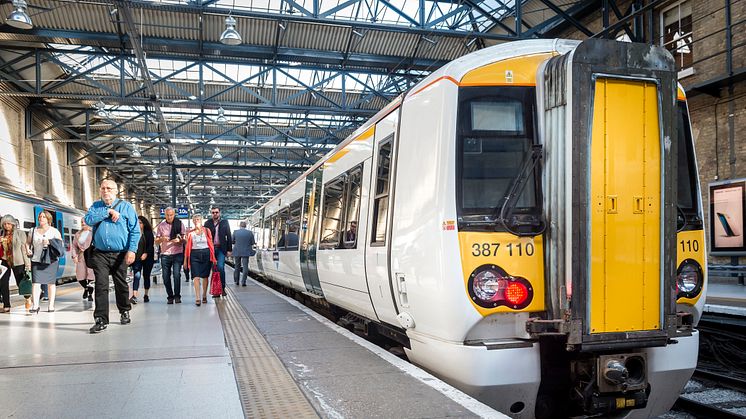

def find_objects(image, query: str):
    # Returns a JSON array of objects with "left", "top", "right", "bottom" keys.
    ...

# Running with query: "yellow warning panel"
[
  {"left": 676, "top": 229, "right": 706, "bottom": 305},
  {"left": 589, "top": 78, "right": 662, "bottom": 334}
]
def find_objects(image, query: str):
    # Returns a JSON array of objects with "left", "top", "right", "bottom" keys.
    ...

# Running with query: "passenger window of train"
[
  {"left": 277, "top": 207, "right": 289, "bottom": 250},
  {"left": 262, "top": 217, "right": 271, "bottom": 250},
  {"left": 342, "top": 167, "right": 363, "bottom": 249},
  {"left": 23, "top": 221, "right": 35, "bottom": 230},
  {"left": 372, "top": 140, "right": 392, "bottom": 245},
  {"left": 457, "top": 87, "right": 539, "bottom": 222},
  {"left": 286, "top": 199, "right": 301, "bottom": 251},
  {"left": 269, "top": 215, "right": 278, "bottom": 250},
  {"left": 320, "top": 177, "right": 346, "bottom": 249}
]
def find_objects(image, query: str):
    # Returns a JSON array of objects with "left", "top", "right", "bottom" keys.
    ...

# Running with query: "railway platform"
[
  {"left": 705, "top": 276, "right": 746, "bottom": 316},
  {"left": 0, "top": 266, "right": 502, "bottom": 419}
]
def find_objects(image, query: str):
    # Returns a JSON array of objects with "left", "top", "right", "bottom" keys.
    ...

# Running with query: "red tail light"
[
  {"left": 505, "top": 281, "right": 529, "bottom": 306},
  {"left": 468, "top": 264, "right": 534, "bottom": 310}
]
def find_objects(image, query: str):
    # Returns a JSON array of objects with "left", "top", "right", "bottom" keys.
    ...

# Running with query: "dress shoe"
[
  {"left": 88, "top": 294, "right": 93, "bottom": 302},
  {"left": 120, "top": 311, "right": 131, "bottom": 325},
  {"left": 82, "top": 289, "right": 89, "bottom": 300},
  {"left": 202, "top": 297, "right": 207, "bottom": 304},
  {"left": 30, "top": 307, "right": 40, "bottom": 314},
  {"left": 129, "top": 296, "right": 138, "bottom": 304},
  {"left": 143, "top": 295, "right": 150, "bottom": 303},
  {"left": 175, "top": 297, "right": 182, "bottom": 304},
  {"left": 167, "top": 298, "right": 174, "bottom": 304},
  {"left": 47, "top": 307, "right": 55, "bottom": 313},
  {"left": 89, "top": 318, "right": 107, "bottom": 333},
  {"left": 222, "top": 292, "right": 227, "bottom": 297},
  {"left": 241, "top": 282, "right": 247, "bottom": 286}
]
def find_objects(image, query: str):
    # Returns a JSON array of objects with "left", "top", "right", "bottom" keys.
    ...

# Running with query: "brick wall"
[{"left": 555, "top": 0, "right": 746, "bottom": 265}]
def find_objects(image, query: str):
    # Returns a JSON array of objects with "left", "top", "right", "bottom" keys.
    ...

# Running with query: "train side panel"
[{"left": 316, "top": 126, "right": 377, "bottom": 320}]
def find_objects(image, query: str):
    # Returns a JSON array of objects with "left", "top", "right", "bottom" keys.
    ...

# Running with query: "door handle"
[{"left": 607, "top": 195, "right": 618, "bottom": 214}]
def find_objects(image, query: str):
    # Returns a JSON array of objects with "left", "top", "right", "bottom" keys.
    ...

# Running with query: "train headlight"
[
  {"left": 676, "top": 259, "right": 703, "bottom": 299},
  {"left": 468, "top": 265, "right": 533, "bottom": 309}
]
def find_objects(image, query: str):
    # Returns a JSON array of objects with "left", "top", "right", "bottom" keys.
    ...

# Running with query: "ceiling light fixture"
[
  {"left": 278, "top": 21, "right": 286, "bottom": 30},
  {"left": 210, "top": 187, "right": 217, "bottom": 195},
  {"left": 6, "top": 0, "right": 33, "bottom": 30},
  {"left": 352, "top": 29, "right": 364, "bottom": 38},
  {"left": 210, "top": 197, "right": 216, "bottom": 204},
  {"left": 212, "top": 170, "right": 219, "bottom": 180},
  {"left": 212, "top": 147, "right": 222, "bottom": 159},
  {"left": 151, "top": 168, "right": 158, "bottom": 179},
  {"left": 220, "top": 15, "right": 242, "bottom": 45},
  {"left": 216, "top": 106, "right": 227, "bottom": 124},
  {"left": 93, "top": 100, "right": 109, "bottom": 118},
  {"left": 131, "top": 145, "right": 142, "bottom": 158}
]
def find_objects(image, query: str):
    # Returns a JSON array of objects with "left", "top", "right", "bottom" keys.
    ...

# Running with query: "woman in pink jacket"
[{"left": 70, "top": 217, "right": 95, "bottom": 301}]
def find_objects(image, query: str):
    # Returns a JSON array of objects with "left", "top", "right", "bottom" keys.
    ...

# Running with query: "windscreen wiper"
[{"left": 493, "top": 144, "right": 545, "bottom": 236}]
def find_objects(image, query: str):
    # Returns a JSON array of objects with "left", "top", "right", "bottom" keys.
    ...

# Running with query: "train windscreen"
[
  {"left": 456, "top": 86, "right": 541, "bottom": 230},
  {"left": 676, "top": 101, "right": 701, "bottom": 229}
]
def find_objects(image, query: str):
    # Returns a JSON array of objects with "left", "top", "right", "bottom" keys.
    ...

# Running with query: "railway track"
[{"left": 671, "top": 313, "right": 746, "bottom": 418}]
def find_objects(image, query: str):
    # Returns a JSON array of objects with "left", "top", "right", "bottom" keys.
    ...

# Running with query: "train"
[
  {"left": 246, "top": 38, "right": 707, "bottom": 418},
  {"left": 0, "top": 189, "right": 85, "bottom": 282}
]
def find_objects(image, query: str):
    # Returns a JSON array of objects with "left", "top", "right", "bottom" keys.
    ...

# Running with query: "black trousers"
[
  {"left": 91, "top": 250, "right": 131, "bottom": 324},
  {"left": 0, "top": 260, "right": 10, "bottom": 308}
]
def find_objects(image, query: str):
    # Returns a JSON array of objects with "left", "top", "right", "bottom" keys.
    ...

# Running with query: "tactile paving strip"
[{"left": 217, "top": 290, "right": 319, "bottom": 418}]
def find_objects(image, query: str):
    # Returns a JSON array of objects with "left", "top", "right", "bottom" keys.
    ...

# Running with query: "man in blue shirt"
[{"left": 85, "top": 179, "right": 140, "bottom": 334}]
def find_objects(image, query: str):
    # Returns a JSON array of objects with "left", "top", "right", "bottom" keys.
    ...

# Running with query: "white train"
[
  {"left": 248, "top": 38, "right": 707, "bottom": 418},
  {"left": 0, "top": 189, "right": 84, "bottom": 282}
]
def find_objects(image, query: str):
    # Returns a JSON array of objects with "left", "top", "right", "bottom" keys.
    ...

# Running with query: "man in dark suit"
[
  {"left": 232, "top": 221, "right": 256, "bottom": 286},
  {"left": 204, "top": 206, "right": 232, "bottom": 296}
]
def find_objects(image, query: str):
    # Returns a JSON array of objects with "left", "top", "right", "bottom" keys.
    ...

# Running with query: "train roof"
[{"left": 0, "top": 188, "right": 85, "bottom": 216}]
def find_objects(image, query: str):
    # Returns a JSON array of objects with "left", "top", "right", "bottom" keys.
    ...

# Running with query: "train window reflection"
[
  {"left": 320, "top": 178, "right": 345, "bottom": 248},
  {"left": 457, "top": 86, "right": 538, "bottom": 220},
  {"left": 471, "top": 101, "right": 524, "bottom": 132},
  {"left": 372, "top": 139, "right": 393, "bottom": 244}
]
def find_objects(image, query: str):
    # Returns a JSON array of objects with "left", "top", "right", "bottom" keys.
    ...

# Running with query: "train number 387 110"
[{"left": 471, "top": 242, "right": 535, "bottom": 257}]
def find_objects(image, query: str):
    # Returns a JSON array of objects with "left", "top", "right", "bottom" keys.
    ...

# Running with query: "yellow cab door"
[{"left": 589, "top": 77, "right": 662, "bottom": 334}]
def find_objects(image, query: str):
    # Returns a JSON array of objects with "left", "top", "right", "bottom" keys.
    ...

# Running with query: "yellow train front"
[
  {"left": 249, "top": 38, "right": 706, "bottom": 418},
  {"left": 394, "top": 39, "right": 705, "bottom": 418}
]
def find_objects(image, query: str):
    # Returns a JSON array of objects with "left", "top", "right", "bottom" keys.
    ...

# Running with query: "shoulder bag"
[
  {"left": 18, "top": 270, "right": 32, "bottom": 296},
  {"left": 210, "top": 265, "right": 222, "bottom": 297}
]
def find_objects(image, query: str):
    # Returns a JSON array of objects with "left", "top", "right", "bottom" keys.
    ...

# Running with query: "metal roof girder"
[{"left": 201, "top": 62, "right": 273, "bottom": 104}]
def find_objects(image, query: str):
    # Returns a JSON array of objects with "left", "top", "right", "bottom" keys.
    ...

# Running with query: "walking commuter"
[
  {"left": 131, "top": 216, "right": 155, "bottom": 304},
  {"left": 70, "top": 217, "right": 95, "bottom": 301},
  {"left": 184, "top": 214, "right": 216, "bottom": 306},
  {"left": 0, "top": 214, "right": 31, "bottom": 313},
  {"left": 85, "top": 179, "right": 140, "bottom": 333},
  {"left": 27, "top": 210, "right": 62, "bottom": 313},
  {"left": 232, "top": 221, "right": 256, "bottom": 287},
  {"left": 155, "top": 207, "right": 186, "bottom": 304},
  {"left": 204, "top": 206, "right": 231, "bottom": 296}
]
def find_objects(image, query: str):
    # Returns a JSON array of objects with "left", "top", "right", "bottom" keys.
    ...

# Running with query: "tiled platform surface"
[
  {"left": 0, "top": 279, "right": 243, "bottom": 419},
  {"left": 0, "top": 266, "right": 504, "bottom": 419}
]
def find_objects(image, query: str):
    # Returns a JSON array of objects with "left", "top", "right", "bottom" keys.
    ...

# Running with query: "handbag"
[
  {"left": 84, "top": 242, "right": 95, "bottom": 269},
  {"left": 210, "top": 265, "right": 223, "bottom": 297},
  {"left": 18, "top": 270, "right": 32, "bottom": 296}
]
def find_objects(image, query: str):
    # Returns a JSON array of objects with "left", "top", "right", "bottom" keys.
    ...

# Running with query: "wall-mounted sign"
[
  {"left": 159, "top": 207, "right": 189, "bottom": 218},
  {"left": 710, "top": 179, "right": 746, "bottom": 255}
]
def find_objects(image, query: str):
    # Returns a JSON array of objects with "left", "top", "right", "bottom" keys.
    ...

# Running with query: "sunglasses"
[{"left": 211, "top": 211, "right": 220, "bottom": 214}]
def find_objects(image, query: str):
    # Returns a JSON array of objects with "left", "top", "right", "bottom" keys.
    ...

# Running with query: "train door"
[
  {"left": 255, "top": 209, "right": 265, "bottom": 274},
  {"left": 588, "top": 78, "right": 661, "bottom": 334},
  {"left": 364, "top": 112, "right": 400, "bottom": 326},
  {"left": 300, "top": 167, "right": 324, "bottom": 295}
]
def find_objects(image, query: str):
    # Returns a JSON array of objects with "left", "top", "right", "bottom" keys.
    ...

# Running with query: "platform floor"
[
  {"left": 705, "top": 280, "right": 746, "bottom": 315},
  {"left": 0, "top": 267, "right": 503, "bottom": 419}
]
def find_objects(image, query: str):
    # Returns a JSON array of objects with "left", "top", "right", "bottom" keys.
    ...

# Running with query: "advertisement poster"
[{"left": 710, "top": 181, "right": 746, "bottom": 254}]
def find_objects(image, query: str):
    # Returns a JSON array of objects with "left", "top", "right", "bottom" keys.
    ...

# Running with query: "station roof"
[{"left": 0, "top": 0, "right": 604, "bottom": 218}]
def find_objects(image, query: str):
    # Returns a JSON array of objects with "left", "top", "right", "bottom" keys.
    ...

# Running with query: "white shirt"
[
  {"left": 190, "top": 230, "right": 209, "bottom": 250},
  {"left": 30, "top": 226, "right": 62, "bottom": 263}
]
